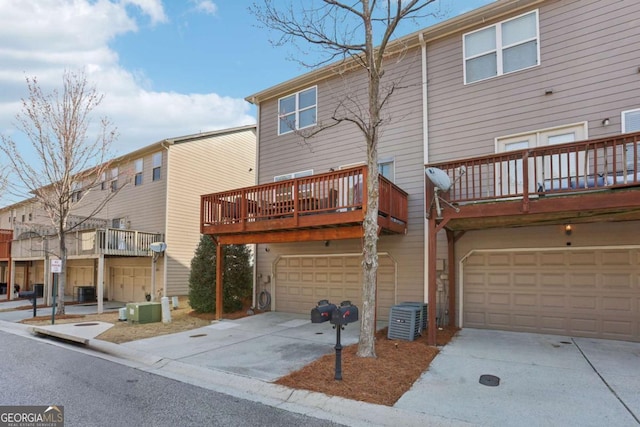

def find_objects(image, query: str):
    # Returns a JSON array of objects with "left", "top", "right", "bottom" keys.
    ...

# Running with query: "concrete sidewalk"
[{"left": 2, "top": 312, "right": 639, "bottom": 426}]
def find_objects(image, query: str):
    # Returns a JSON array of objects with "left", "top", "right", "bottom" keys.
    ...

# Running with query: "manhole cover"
[
  {"left": 479, "top": 374, "right": 500, "bottom": 387},
  {"left": 190, "top": 333, "right": 207, "bottom": 338},
  {"left": 74, "top": 322, "right": 99, "bottom": 327}
]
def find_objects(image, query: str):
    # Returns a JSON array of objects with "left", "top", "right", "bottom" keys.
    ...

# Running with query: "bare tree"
[
  {"left": 252, "top": 0, "right": 437, "bottom": 357},
  {"left": 0, "top": 70, "right": 119, "bottom": 315}
]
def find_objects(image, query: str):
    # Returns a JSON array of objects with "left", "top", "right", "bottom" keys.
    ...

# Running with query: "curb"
[{"left": 1, "top": 320, "right": 472, "bottom": 427}]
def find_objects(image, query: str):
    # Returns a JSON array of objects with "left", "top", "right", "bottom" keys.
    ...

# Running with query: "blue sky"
[{"left": 0, "top": 0, "right": 494, "bottom": 203}]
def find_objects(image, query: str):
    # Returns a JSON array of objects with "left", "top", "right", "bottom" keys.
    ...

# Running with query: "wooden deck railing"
[
  {"left": 201, "top": 166, "right": 408, "bottom": 236},
  {"left": 10, "top": 229, "right": 163, "bottom": 258},
  {"left": 0, "top": 229, "right": 11, "bottom": 259},
  {"left": 427, "top": 132, "right": 640, "bottom": 205}
]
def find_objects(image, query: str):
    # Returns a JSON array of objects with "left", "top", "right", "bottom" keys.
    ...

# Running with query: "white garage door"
[
  {"left": 275, "top": 254, "right": 396, "bottom": 321},
  {"left": 463, "top": 248, "right": 640, "bottom": 342}
]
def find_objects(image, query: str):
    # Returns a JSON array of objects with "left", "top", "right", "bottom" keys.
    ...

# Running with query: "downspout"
[
  {"left": 251, "top": 101, "right": 260, "bottom": 310},
  {"left": 161, "top": 140, "right": 171, "bottom": 298},
  {"left": 420, "top": 32, "right": 430, "bottom": 306}
]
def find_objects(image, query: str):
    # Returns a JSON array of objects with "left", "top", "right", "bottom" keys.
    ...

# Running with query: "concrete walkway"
[{"left": 1, "top": 308, "right": 639, "bottom": 427}]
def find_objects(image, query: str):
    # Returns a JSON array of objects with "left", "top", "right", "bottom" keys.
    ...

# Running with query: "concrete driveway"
[
  {"left": 120, "top": 312, "right": 370, "bottom": 382},
  {"left": 394, "top": 328, "right": 640, "bottom": 426}
]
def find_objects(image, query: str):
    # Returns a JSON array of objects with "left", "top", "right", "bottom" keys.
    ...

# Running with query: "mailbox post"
[{"left": 310, "top": 299, "right": 358, "bottom": 380}]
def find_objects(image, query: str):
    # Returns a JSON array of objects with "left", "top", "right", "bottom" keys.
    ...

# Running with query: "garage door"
[
  {"left": 463, "top": 249, "right": 640, "bottom": 342},
  {"left": 110, "top": 266, "right": 151, "bottom": 303},
  {"left": 275, "top": 254, "right": 396, "bottom": 321}
]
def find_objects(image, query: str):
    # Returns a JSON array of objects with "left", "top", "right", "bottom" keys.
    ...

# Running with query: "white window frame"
[
  {"left": 110, "top": 167, "right": 119, "bottom": 192},
  {"left": 152, "top": 152, "right": 162, "bottom": 181},
  {"left": 134, "top": 159, "right": 143, "bottom": 186},
  {"left": 278, "top": 86, "right": 317, "bottom": 135},
  {"left": 621, "top": 108, "right": 640, "bottom": 171},
  {"left": 378, "top": 158, "right": 395, "bottom": 182},
  {"left": 463, "top": 10, "right": 540, "bottom": 84},
  {"left": 622, "top": 108, "right": 640, "bottom": 133}
]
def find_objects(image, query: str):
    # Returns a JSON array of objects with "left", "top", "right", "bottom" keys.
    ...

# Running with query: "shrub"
[{"left": 188, "top": 236, "right": 253, "bottom": 314}]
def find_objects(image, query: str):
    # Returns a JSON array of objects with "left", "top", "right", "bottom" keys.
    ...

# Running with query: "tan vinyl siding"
[
  {"left": 165, "top": 127, "right": 256, "bottom": 296},
  {"left": 256, "top": 49, "right": 426, "bottom": 308},
  {"left": 427, "top": 1, "right": 640, "bottom": 163},
  {"left": 80, "top": 151, "right": 167, "bottom": 233}
]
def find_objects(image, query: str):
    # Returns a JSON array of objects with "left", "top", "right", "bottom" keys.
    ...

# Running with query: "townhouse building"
[
  {"left": 201, "top": 0, "right": 640, "bottom": 344},
  {"left": 1, "top": 125, "right": 256, "bottom": 313}
]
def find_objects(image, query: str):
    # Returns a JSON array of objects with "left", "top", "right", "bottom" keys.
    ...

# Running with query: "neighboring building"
[
  {"left": 0, "top": 125, "right": 256, "bottom": 311},
  {"left": 201, "top": 0, "right": 640, "bottom": 343}
]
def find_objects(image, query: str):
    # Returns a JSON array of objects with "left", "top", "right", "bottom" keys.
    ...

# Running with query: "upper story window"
[
  {"left": 278, "top": 86, "right": 317, "bottom": 135},
  {"left": 70, "top": 182, "right": 82, "bottom": 202},
  {"left": 464, "top": 10, "right": 539, "bottom": 84},
  {"left": 110, "top": 167, "right": 118, "bottom": 192},
  {"left": 100, "top": 172, "right": 107, "bottom": 190},
  {"left": 152, "top": 152, "right": 162, "bottom": 181},
  {"left": 134, "top": 159, "right": 143, "bottom": 186}
]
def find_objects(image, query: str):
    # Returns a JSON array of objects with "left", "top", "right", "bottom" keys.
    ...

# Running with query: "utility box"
[{"left": 127, "top": 302, "right": 162, "bottom": 324}]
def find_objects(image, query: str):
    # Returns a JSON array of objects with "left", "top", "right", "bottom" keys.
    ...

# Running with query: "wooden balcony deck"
[
  {"left": 0, "top": 229, "right": 11, "bottom": 259},
  {"left": 201, "top": 166, "right": 408, "bottom": 244},
  {"left": 11, "top": 228, "right": 163, "bottom": 258},
  {"left": 426, "top": 131, "right": 640, "bottom": 230}
]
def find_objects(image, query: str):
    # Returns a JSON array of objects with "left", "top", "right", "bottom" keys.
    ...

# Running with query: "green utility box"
[{"left": 126, "top": 302, "right": 162, "bottom": 324}]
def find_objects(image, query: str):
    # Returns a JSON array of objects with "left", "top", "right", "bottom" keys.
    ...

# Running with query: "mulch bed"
[{"left": 276, "top": 326, "right": 459, "bottom": 406}]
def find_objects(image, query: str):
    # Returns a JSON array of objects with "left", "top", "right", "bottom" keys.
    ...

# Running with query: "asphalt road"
[{"left": 0, "top": 331, "right": 344, "bottom": 427}]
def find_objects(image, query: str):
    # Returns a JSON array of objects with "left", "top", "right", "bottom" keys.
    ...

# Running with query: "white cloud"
[
  {"left": 124, "top": 0, "right": 168, "bottom": 24},
  {"left": 190, "top": 0, "right": 218, "bottom": 16},
  {"left": 0, "top": 0, "right": 253, "bottom": 165}
]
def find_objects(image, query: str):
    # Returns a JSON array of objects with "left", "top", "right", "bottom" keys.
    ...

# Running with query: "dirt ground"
[{"left": 19, "top": 301, "right": 458, "bottom": 406}]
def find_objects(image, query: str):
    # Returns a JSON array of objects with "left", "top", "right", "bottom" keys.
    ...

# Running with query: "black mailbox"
[
  {"left": 311, "top": 299, "right": 337, "bottom": 323},
  {"left": 331, "top": 300, "right": 358, "bottom": 325},
  {"left": 19, "top": 290, "right": 35, "bottom": 300}
]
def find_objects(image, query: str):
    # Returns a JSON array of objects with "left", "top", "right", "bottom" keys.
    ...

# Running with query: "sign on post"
[{"left": 50, "top": 259, "right": 62, "bottom": 273}]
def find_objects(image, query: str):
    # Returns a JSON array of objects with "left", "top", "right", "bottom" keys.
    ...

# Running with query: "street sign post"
[{"left": 50, "top": 259, "right": 62, "bottom": 324}]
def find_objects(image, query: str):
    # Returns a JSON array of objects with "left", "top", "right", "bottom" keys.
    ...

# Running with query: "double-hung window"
[
  {"left": 464, "top": 10, "right": 539, "bottom": 84},
  {"left": 110, "top": 167, "right": 119, "bottom": 192},
  {"left": 134, "top": 159, "right": 143, "bottom": 186},
  {"left": 152, "top": 152, "right": 162, "bottom": 181},
  {"left": 278, "top": 87, "right": 317, "bottom": 135}
]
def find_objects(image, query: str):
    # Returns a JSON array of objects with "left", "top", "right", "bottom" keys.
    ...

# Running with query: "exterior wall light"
[{"left": 565, "top": 224, "right": 572, "bottom": 236}]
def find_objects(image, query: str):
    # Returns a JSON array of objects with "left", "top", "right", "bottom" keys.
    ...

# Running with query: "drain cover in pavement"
[
  {"left": 74, "top": 322, "right": 99, "bottom": 327},
  {"left": 479, "top": 374, "right": 500, "bottom": 386}
]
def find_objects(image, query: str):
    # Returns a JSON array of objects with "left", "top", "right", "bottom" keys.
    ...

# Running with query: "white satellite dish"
[
  {"left": 150, "top": 242, "right": 167, "bottom": 253},
  {"left": 425, "top": 167, "right": 452, "bottom": 192},
  {"left": 425, "top": 167, "right": 460, "bottom": 218}
]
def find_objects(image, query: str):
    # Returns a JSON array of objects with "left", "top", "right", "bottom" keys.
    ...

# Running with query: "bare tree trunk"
[
  {"left": 56, "top": 224, "right": 67, "bottom": 315},
  {"left": 358, "top": 161, "right": 380, "bottom": 357}
]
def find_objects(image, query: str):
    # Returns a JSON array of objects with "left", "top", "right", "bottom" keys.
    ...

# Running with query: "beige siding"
[
  {"left": 255, "top": 50, "right": 426, "bottom": 307},
  {"left": 165, "top": 127, "right": 256, "bottom": 296},
  {"left": 72, "top": 149, "right": 168, "bottom": 233},
  {"left": 426, "top": 0, "right": 640, "bottom": 163}
]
